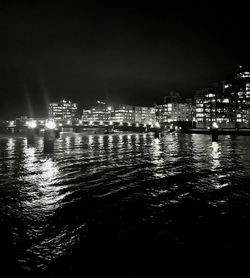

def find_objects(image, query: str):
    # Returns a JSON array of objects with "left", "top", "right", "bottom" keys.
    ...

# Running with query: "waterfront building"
[
  {"left": 195, "top": 88, "right": 217, "bottom": 129},
  {"left": 156, "top": 92, "right": 193, "bottom": 124},
  {"left": 82, "top": 103, "right": 156, "bottom": 125},
  {"left": 134, "top": 106, "right": 156, "bottom": 125},
  {"left": 49, "top": 99, "right": 78, "bottom": 121},
  {"left": 222, "top": 66, "right": 250, "bottom": 128},
  {"left": 82, "top": 104, "right": 113, "bottom": 122},
  {"left": 194, "top": 66, "right": 250, "bottom": 129},
  {"left": 112, "top": 104, "right": 134, "bottom": 123}
]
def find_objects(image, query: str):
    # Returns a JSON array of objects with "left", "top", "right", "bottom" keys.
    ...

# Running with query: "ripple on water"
[{"left": 1, "top": 133, "right": 250, "bottom": 274}]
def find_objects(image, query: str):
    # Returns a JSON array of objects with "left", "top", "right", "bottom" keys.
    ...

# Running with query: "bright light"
[
  {"left": 136, "top": 123, "right": 139, "bottom": 127},
  {"left": 67, "top": 120, "right": 71, "bottom": 125},
  {"left": 128, "top": 122, "right": 131, "bottom": 126},
  {"left": 109, "top": 121, "right": 113, "bottom": 125},
  {"left": 212, "top": 122, "right": 219, "bottom": 129},
  {"left": 99, "top": 121, "right": 103, "bottom": 125},
  {"left": 154, "top": 122, "right": 160, "bottom": 128},
  {"left": 45, "top": 120, "right": 56, "bottom": 129},
  {"left": 9, "top": 121, "right": 15, "bottom": 127},
  {"left": 79, "top": 120, "right": 82, "bottom": 124},
  {"left": 119, "top": 122, "right": 123, "bottom": 126},
  {"left": 89, "top": 121, "right": 93, "bottom": 125},
  {"left": 107, "top": 107, "right": 112, "bottom": 111},
  {"left": 143, "top": 124, "right": 146, "bottom": 127},
  {"left": 27, "top": 120, "right": 37, "bottom": 129}
]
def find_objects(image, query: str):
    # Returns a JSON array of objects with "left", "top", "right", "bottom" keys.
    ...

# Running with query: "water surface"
[{"left": 1, "top": 133, "right": 250, "bottom": 276}]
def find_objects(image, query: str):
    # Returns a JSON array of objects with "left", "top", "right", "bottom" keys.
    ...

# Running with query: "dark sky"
[{"left": 1, "top": 0, "right": 250, "bottom": 119}]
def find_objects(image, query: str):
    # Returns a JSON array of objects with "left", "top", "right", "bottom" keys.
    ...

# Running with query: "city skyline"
[{"left": 1, "top": 1, "right": 250, "bottom": 119}]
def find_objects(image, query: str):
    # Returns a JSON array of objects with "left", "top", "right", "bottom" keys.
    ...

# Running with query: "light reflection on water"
[{"left": 1, "top": 133, "right": 250, "bottom": 274}]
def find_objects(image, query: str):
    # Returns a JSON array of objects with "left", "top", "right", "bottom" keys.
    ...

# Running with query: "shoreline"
[
  {"left": 181, "top": 129, "right": 250, "bottom": 136},
  {"left": 2, "top": 129, "right": 250, "bottom": 138}
]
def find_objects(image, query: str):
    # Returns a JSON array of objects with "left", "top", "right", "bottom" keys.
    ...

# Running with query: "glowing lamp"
[
  {"left": 45, "top": 120, "right": 56, "bottom": 129},
  {"left": 212, "top": 122, "right": 218, "bottom": 129},
  {"left": 9, "top": 121, "right": 15, "bottom": 127},
  {"left": 27, "top": 120, "right": 37, "bottom": 129}
]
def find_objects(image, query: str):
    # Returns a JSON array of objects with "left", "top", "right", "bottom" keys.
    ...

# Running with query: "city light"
[
  {"left": 45, "top": 120, "right": 56, "bottom": 129},
  {"left": 9, "top": 121, "right": 15, "bottom": 127},
  {"left": 99, "top": 121, "right": 103, "bottom": 125},
  {"left": 212, "top": 122, "right": 219, "bottom": 129},
  {"left": 154, "top": 122, "right": 160, "bottom": 128},
  {"left": 27, "top": 120, "right": 37, "bottom": 129}
]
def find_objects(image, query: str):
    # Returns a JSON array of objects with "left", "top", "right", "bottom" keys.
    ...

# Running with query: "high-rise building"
[
  {"left": 49, "top": 99, "right": 78, "bottom": 121},
  {"left": 194, "top": 67, "right": 250, "bottom": 129},
  {"left": 195, "top": 88, "right": 217, "bottom": 128},
  {"left": 222, "top": 66, "right": 250, "bottom": 128}
]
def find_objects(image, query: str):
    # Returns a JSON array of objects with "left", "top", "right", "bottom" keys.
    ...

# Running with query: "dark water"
[{"left": 1, "top": 133, "right": 250, "bottom": 276}]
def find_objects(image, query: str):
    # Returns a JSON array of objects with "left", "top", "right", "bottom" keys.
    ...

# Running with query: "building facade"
[
  {"left": 82, "top": 103, "right": 156, "bottom": 125},
  {"left": 194, "top": 67, "right": 250, "bottom": 129},
  {"left": 156, "top": 92, "right": 193, "bottom": 124},
  {"left": 195, "top": 88, "right": 217, "bottom": 128},
  {"left": 49, "top": 99, "right": 78, "bottom": 121}
]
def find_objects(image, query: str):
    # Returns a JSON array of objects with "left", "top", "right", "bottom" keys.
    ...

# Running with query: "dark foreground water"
[{"left": 1, "top": 133, "right": 250, "bottom": 276}]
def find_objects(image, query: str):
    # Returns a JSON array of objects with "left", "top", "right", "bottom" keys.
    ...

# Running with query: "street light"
[
  {"left": 212, "top": 122, "right": 219, "bottom": 129},
  {"left": 45, "top": 120, "right": 56, "bottom": 130},
  {"left": 27, "top": 120, "right": 37, "bottom": 129}
]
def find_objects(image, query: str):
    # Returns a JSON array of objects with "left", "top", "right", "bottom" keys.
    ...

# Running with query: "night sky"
[{"left": 1, "top": 1, "right": 250, "bottom": 119}]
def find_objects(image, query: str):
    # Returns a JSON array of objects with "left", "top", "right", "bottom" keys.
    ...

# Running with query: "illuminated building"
[
  {"left": 156, "top": 92, "right": 193, "bottom": 124},
  {"left": 49, "top": 99, "right": 78, "bottom": 120},
  {"left": 222, "top": 66, "right": 250, "bottom": 128},
  {"left": 194, "top": 66, "right": 250, "bottom": 129},
  {"left": 82, "top": 103, "right": 156, "bottom": 124},
  {"left": 112, "top": 104, "right": 134, "bottom": 122},
  {"left": 195, "top": 88, "right": 217, "bottom": 128},
  {"left": 82, "top": 104, "right": 113, "bottom": 122}
]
